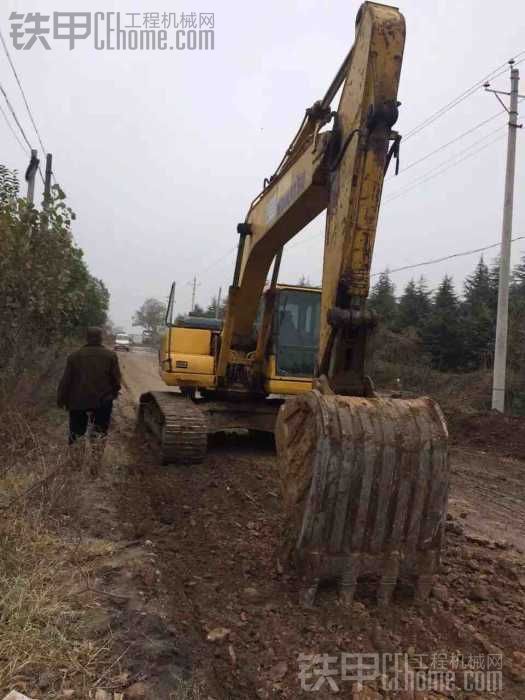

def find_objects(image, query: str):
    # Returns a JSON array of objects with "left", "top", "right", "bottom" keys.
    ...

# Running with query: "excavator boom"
[{"left": 218, "top": 2, "right": 405, "bottom": 397}]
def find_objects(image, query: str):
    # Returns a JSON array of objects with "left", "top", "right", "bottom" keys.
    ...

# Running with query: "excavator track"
[
  {"left": 138, "top": 391, "right": 207, "bottom": 465},
  {"left": 276, "top": 391, "right": 449, "bottom": 607}
]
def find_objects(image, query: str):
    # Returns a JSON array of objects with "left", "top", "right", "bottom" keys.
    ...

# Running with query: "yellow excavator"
[{"left": 139, "top": 1, "right": 449, "bottom": 605}]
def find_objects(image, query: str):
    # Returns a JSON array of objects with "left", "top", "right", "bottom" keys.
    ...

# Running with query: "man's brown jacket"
[{"left": 57, "top": 343, "right": 122, "bottom": 411}]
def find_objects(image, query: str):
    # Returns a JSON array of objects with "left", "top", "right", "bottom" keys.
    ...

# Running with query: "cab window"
[{"left": 273, "top": 290, "right": 320, "bottom": 377}]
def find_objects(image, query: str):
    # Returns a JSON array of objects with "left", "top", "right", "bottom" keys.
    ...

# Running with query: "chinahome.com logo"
[{"left": 8, "top": 11, "right": 215, "bottom": 51}]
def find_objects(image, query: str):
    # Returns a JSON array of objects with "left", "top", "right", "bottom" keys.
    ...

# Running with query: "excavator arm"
[
  {"left": 217, "top": 2, "right": 449, "bottom": 608},
  {"left": 218, "top": 1, "right": 405, "bottom": 397}
]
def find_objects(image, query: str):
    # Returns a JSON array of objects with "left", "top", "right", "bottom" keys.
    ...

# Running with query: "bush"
[{"left": 368, "top": 327, "right": 495, "bottom": 418}]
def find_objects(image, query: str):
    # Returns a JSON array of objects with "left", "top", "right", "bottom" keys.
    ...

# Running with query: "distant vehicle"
[
  {"left": 114, "top": 333, "right": 131, "bottom": 352},
  {"left": 142, "top": 329, "right": 155, "bottom": 346}
]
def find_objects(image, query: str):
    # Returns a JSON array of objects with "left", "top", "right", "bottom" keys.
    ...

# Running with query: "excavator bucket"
[{"left": 275, "top": 391, "right": 449, "bottom": 607}]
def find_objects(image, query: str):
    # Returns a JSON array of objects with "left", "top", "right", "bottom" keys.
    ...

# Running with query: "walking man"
[{"left": 58, "top": 327, "right": 121, "bottom": 473}]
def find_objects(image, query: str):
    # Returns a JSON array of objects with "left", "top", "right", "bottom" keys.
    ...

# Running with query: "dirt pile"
[{"left": 452, "top": 411, "right": 525, "bottom": 458}]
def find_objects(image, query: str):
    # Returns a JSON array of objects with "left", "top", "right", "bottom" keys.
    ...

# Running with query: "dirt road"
[
  {"left": 119, "top": 347, "right": 173, "bottom": 403},
  {"left": 115, "top": 349, "right": 525, "bottom": 699},
  {"left": 119, "top": 349, "right": 525, "bottom": 552}
]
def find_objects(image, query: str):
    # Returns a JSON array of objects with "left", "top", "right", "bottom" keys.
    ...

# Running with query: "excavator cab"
[
  {"left": 261, "top": 285, "right": 320, "bottom": 394},
  {"left": 159, "top": 282, "right": 318, "bottom": 399}
]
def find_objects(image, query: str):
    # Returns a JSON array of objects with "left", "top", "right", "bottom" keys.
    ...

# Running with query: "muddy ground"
[{"left": 101, "top": 349, "right": 525, "bottom": 699}]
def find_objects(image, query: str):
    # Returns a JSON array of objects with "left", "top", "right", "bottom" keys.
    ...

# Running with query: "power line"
[
  {"left": 388, "top": 109, "right": 506, "bottom": 179},
  {"left": 200, "top": 245, "right": 237, "bottom": 275},
  {"left": 0, "top": 29, "right": 47, "bottom": 185},
  {"left": 372, "top": 235, "right": 525, "bottom": 278},
  {"left": 0, "top": 28, "right": 47, "bottom": 157},
  {"left": 282, "top": 125, "right": 508, "bottom": 255},
  {"left": 184, "top": 233, "right": 525, "bottom": 300},
  {"left": 189, "top": 56, "right": 525, "bottom": 279},
  {"left": 384, "top": 125, "right": 506, "bottom": 204},
  {"left": 402, "top": 52, "right": 525, "bottom": 142},
  {"left": 383, "top": 93, "right": 521, "bottom": 185},
  {"left": 385, "top": 130, "right": 506, "bottom": 203},
  {"left": 183, "top": 244, "right": 237, "bottom": 286},
  {"left": 0, "top": 100, "right": 27, "bottom": 154},
  {"left": 0, "top": 80, "right": 33, "bottom": 151}
]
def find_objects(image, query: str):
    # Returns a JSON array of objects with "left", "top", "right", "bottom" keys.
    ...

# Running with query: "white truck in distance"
[{"left": 114, "top": 333, "right": 131, "bottom": 352}]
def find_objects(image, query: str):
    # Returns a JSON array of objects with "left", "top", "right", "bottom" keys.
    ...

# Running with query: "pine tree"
[
  {"left": 396, "top": 276, "right": 431, "bottom": 332},
  {"left": 422, "top": 275, "right": 464, "bottom": 370},
  {"left": 203, "top": 297, "right": 218, "bottom": 318},
  {"left": 369, "top": 270, "right": 397, "bottom": 327},
  {"left": 190, "top": 303, "right": 205, "bottom": 316},
  {"left": 396, "top": 279, "right": 418, "bottom": 330},
  {"left": 488, "top": 257, "right": 500, "bottom": 313},
  {"left": 511, "top": 254, "right": 525, "bottom": 311},
  {"left": 512, "top": 254, "right": 525, "bottom": 288},
  {"left": 415, "top": 276, "right": 432, "bottom": 317},
  {"left": 464, "top": 256, "right": 492, "bottom": 305},
  {"left": 462, "top": 256, "right": 495, "bottom": 369},
  {"left": 204, "top": 295, "right": 227, "bottom": 319}
]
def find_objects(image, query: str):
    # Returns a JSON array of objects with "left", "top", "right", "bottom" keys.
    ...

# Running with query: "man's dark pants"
[{"left": 68, "top": 400, "right": 113, "bottom": 445}]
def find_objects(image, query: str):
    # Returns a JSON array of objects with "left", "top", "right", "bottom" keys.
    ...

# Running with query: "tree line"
[
  {"left": 132, "top": 294, "right": 227, "bottom": 340},
  {"left": 187, "top": 294, "right": 227, "bottom": 320},
  {"left": 0, "top": 165, "right": 109, "bottom": 378},
  {"left": 132, "top": 254, "right": 525, "bottom": 379},
  {"left": 368, "top": 256, "right": 525, "bottom": 372}
]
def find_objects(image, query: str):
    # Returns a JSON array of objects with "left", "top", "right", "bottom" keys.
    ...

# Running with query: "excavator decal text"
[{"left": 265, "top": 171, "right": 306, "bottom": 226}]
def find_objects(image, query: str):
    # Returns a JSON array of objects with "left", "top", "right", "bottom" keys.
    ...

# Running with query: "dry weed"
[
  {"left": 0, "top": 410, "right": 117, "bottom": 697},
  {"left": 170, "top": 677, "right": 206, "bottom": 700}
]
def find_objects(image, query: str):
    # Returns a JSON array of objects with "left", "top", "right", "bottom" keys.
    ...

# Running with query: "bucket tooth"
[
  {"left": 301, "top": 578, "right": 320, "bottom": 608},
  {"left": 415, "top": 574, "right": 435, "bottom": 602},
  {"left": 378, "top": 554, "right": 400, "bottom": 607},
  {"left": 339, "top": 555, "right": 360, "bottom": 605},
  {"left": 415, "top": 549, "right": 437, "bottom": 602}
]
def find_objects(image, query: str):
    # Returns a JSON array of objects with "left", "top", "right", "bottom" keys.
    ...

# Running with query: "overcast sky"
[{"left": 2, "top": 0, "right": 524, "bottom": 330}]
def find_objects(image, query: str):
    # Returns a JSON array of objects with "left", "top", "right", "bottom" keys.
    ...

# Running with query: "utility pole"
[
  {"left": 40, "top": 153, "right": 53, "bottom": 231},
  {"left": 43, "top": 153, "right": 53, "bottom": 208},
  {"left": 485, "top": 61, "right": 523, "bottom": 412},
  {"left": 188, "top": 276, "right": 200, "bottom": 312},
  {"left": 216, "top": 286, "right": 222, "bottom": 318},
  {"left": 25, "top": 149, "right": 39, "bottom": 204}
]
